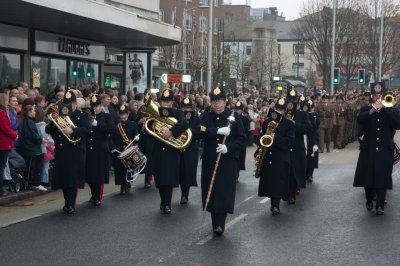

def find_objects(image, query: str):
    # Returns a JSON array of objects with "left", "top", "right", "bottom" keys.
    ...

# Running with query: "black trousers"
[
  {"left": 62, "top": 187, "right": 78, "bottom": 208},
  {"left": 365, "top": 188, "right": 385, "bottom": 210},
  {"left": 88, "top": 183, "right": 104, "bottom": 201},
  {"left": 23, "top": 154, "right": 44, "bottom": 187},
  {"left": 289, "top": 171, "right": 298, "bottom": 199},
  {"left": 180, "top": 184, "right": 190, "bottom": 198},
  {"left": 211, "top": 213, "right": 227, "bottom": 230},
  {"left": 271, "top": 198, "right": 280, "bottom": 209},
  {"left": 306, "top": 167, "right": 315, "bottom": 178},
  {"left": 159, "top": 185, "right": 173, "bottom": 207}
]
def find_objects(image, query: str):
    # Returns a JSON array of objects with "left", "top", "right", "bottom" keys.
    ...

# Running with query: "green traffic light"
[
  {"left": 334, "top": 78, "right": 338, "bottom": 83},
  {"left": 359, "top": 79, "right": 364, "bottom": 83},
  {"left": 87, "top": 72, "right": 91, "bottom": 77},
  {"left": 72, "top": 71, "right": 78, "bottom": 76}
]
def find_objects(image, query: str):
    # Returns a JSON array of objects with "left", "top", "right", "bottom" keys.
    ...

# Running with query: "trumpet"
[{"left": 372, "top": 91, "right": 397, "bottom": 112}]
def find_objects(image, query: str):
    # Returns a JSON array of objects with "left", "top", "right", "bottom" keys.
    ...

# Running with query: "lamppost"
[{"left": 207, "top": 0, "right": 213, "bottom": 93}]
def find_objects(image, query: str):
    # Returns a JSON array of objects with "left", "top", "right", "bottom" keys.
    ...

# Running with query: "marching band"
[{"left": 41, "top": 83, "right": 400, "bottom": 236}]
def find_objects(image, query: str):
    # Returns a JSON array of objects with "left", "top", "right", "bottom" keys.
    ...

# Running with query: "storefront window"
[
  {"left": 104, "top": 73, "right": 122, "bottom": 90},
  {"left": 31, "top": 56, "right": 67, "bottom": 95},
  {"left": 69, "top": 61, "right": 99, "bottom": 89},
  {"left": 0, "top": 53, "right": 21, "bottom": 87}
]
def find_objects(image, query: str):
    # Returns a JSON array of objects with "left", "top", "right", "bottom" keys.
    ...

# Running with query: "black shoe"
[
  {"left": 88, "top": 197, "right": 95, "bottom": 203},
  {"left": 307, "top": 177, "right": 313, "bottom": 183},
  {"left": 65, "top": 206, "right": 75, "bottom": 215},
  {"left": 119, "top": 188, "right": 126, "bottom": 195},
  {"left": 180, "top": 196, "right": 188, "bottom": 204},
  {"left": 213, "top": 226, "right": 224, "bottom": 236},
  {"left": 288, "top": 198, "right": 296, "bottom": 205},
  {"left": 94, "top": 200, "right": 101, "bottom": 206},
  {"left": 160, "top": 203, "right": 165, "bottom": 211},
  {"left": 366, "top": 201, "right": 373, "bottom": 211},
  {"left": 270, "top": 207, "right": 280, "bottom": 215},
  {"left": 144, "top": 182, "right": 151, "bottom": 189},
  {"left": 62, "top": 206, "right": 68, "bottom": 214},
  {"left": 163, "top": 205, "right": 171, "bottom": 214},
  {"left": 376, "top": 207, "right": 384, "bottom": 215}
]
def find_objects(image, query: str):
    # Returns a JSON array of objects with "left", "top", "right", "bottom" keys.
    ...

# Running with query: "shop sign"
[
  {"left": 32, "top": 68, "right": 41, "bottom": 88},
  {"left": 34, "top": 30, "right": 105, "bottom": 61},
  {"left": 0, "top": 24, "right": 28, "bottom": 50}
]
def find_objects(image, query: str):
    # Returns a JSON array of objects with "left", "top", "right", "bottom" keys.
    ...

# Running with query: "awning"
[
  {"left": 1, "top": 0, "right": 181, "bottom": 49},
  {"left": 283, "top": 79, "right": 307, "bottom": 87}
]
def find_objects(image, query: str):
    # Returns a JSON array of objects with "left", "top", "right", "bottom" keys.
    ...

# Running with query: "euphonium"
[
  {"left": 382, "top": 91, "right": 397, "bottom": 108},
  {"left": 253, "top": 120, "right": 280, "bottom": 178},
  {"left": 47, "top": 103, "right": 81, "bottom": 145},
  {"left": 139, "top": 99, "right": 192, "bottom": 150}
]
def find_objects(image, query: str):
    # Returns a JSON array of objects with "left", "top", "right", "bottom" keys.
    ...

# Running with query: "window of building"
[
  {"left": 69, "top": 61, "right": 99, "bottom": 88},
  {"left": 159, "top": 9, "right": 164, "bottom": 22},
  {"left": 278, "top": 44, "right": 281, "bottom": 55},
  {"left": 214, "top": 47, "right": 218, "bottom": 61},
  {"left": 0, "top": 53, "right": 21, "bottom": 87},
  {"left": 214, "top": 0, "right": 218, "bottom": 7},
  {"left": 159, "top": 47, "right": 164, "bottom": 58},
  {"left": 172, "top": 45, "right": 176, "bottom": 59},
  {"left": 199, "top": 0, "right": 208, "bottom": 4},
  {"left": 171, "top": 10, "right": 176, "bottom": 25},
  {"left": 200, "top": 45, "right": 207, "bottom": 59},
  {"left": 293, "top": 44, "right": 304, "bottom": 55},
  {"left": 31, "top": 56, "right": 67, "bottom": 95},
  {"left": 214, "top": 18, "right": 218, "bottom": 34},
  {"left": 199, "top": 16, "right": 207, "bottom": 33},
  {"left": 185, "top": 43, "right": 192, "bottom": 60},
  {"left": 292, "top": 62, "right": 305, "bottom": 76},
  {"left": 246, "top": 45, "right": 252, "bottom": 55},
  {"left": 185, "top": 13, "right": 193, "bottom": 31}
]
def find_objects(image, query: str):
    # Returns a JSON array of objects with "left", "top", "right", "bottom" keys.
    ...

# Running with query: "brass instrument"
[
  {"left": 47, "top": 103, "right": 81, "bottom": 145},
  {"left": 372, "top": 91, "right": 397, "bottom": 112},
  {"left": 139, "top": 99, "right": 192, "bottom": 150},
  {"left": 253, "top": 119, "right": 280, "bottom": 178}
]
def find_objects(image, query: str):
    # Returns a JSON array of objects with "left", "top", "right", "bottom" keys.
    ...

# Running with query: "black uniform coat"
[
  {"left": 86, "top": 112, "right": 115, "bottom": 184},
  {"left": 137, "top": 105, "right": 155, "bottom": 176},
  {"left": 45, "top": 110, "right": 90, "bottom": 189},
  {"left": 354, "top": 106, "right": 400, "bottom": 189},
  {"left": 199, "top": 109, "right": 246, "bottom": 214},
  {"left": 179, "top": 111, "right": 200, "bottom": 187},
  {"left": 290, "top": 110, "right": 312, "bottom": 188},
  {"left": 306, "top": 112, "right": 320, "bottom": 169},
  {"left": 258, "top": 117, "right": 295, "bottom": 199},
  {"left": 235, "top": 112, "right": 247, "bottom": 171},
  {"left": 112, "top": 120, "right": 139, "bottom": 185},
  {"left": 152, "top": 108, "right": 188, "bottom": 187}
]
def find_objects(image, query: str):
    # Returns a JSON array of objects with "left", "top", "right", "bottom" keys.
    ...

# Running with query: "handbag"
[{"left": 44, "top": 145, "right": 55, "bottom": 162}]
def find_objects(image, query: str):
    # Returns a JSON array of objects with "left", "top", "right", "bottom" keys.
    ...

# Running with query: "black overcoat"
[
  {"left": 258, "top": 117, "right": 295, "bottom": 199},
  {"left": 179, "top": 111, "right": 200, "bottom": 187},
  {"left": 137, "top": 105, "right": 155, "bottom": 176},
  {"left": 86, "top": 112, "right": 115, "bottom": 184},
  {"left": 112, "top": 120, "right": 139, "bottom": 185},
  {"left": 199, "top": 109, "right": 246, "bottom": 214},
  {"left": 354, "top": 106, "right": 400, "bottom": 189},
  {"left": 46, "top": 110, "right": 90, "bottom": 189},
  {"left": 152, "top": 108, "right": 188, "bottom": 187},
  {"left": 235, "top": 112, "right": 247, "bottom": 171},
  {"left": 290, "top": 110, "right": 312, "bottom": 188},
  {"left": 306, "top": 112, "right": 320, "bottom": 169}
]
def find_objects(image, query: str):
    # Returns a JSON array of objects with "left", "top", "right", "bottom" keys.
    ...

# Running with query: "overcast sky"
[{"left": 230, "top": 0, "right": 304, "bottom": 20}]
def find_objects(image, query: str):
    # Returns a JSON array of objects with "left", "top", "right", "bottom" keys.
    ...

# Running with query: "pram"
[{"left": 3, "top": 150, "right": 26, "bottom": 193}]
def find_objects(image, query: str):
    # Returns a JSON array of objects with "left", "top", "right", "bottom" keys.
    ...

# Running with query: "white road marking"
[
  {"left": 196, "top": 213, "right": 248, "bottom": 245},
  {"left": 244, "top": 195, "right": 255, "bottom": 202},
  {"left": 258, "top": 198, "right": 270, "bottom": 204},
  {"left": 0, "top": 214, "right": 42, "bottom": 228}
]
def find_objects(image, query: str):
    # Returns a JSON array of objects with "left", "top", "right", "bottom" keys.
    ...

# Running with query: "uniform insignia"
[
  {"left": 213, "top": 87, "right": 221, "bottom": 95},
  {"left": 287, "top": 102, "right": 294, "bottom": 110},
  {"left": 65, "top": 91, "right": 71, "bottom": 99},
  {"left": 375, "top": 84, "right": 382, "bottom": 93},
  {"left": 120, "top": 105, "right": 126, "bottom": 111},
  {"left": 186, "top": 112, "right": 192, "bottom": 120},
  {"left": 271, "top": 112, "right": 278, "bottom": 120},
  {"left": 290, "top": 89, "right": 296, "bottom": 97},
  {"left": 61, "top": 106, "right": 69, "bottom": 115},
  {"left": 184, "top": 98, "right": 190, "bottom": 104},
  {"left": 200, "top": 125, "right": 206, "bottom": 132},
  {"left": 278, "top": 98, "right": 285, "bottom": 105},
  {"left": 163, "top": 90, "right": 170, "bottom": 97},
  {"left": 91, "top": 95, "right": 97, "bottom": 103},
  {"left": 162, "top": 108, "right": 169, "bottom": 117},
  {"left": 236, "top": 101, "right": 241, "bottom": 107},
  {"left": 300, "top": 95, "right": 305, "bottom": 101}
]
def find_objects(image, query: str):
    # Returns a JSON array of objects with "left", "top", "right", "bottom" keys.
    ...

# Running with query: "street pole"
[
  {"left": 207, "top": 0, "right": 213, "bottom": 93},
  {"left": 220, "top": 19, "right": 224, "bottom": 88},
  {"left": 378, "top": 0, "right": 384, "bottom": 82},
  {"left": 200, "top": 10, "right": 204, "bottom": 88},
  {"left": 330, "top": 0, "right": 337, "bottom": 96}
]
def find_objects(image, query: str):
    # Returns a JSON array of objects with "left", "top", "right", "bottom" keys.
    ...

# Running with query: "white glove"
[
  {"left": 133, "top": 134, "right": 140, "bottom": 142},
  {"left": 313, "top": 145, "right": 318, "bottom": 153},
  {"left": 91, "top": 119, "right": 98, "bottom": 127},
  {"left": 216, "top": 144, "right": 228, "bottom": 154},
  {"left": 217, "top": 127, "right": 231, "bottom": 136}
]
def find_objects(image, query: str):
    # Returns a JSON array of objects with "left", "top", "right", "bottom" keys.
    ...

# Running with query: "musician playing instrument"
[
  {"left": 85, "top": 95, "right": 115, "bottom": 206},
  {"left": 152, "top": 88, "right": 188, "bottom": 214},
  {"left": 353, "top": 83, "right": 400, "bottom": 215},
  {"left": 257, "top": 98, "right": 295, "bottom": 215},
  {"left": 305, "top": 98, "right": 320, "bottom": 183},
  {"left": 198, "top": 87, "right": 246, "bottom": 236},
  {"left": 179, "top": 97, "right": 200, "bottom": 204},
  {"left": 233, "top": 101, "right": 247, "bottom": 182},
  {"left": 112, "top": 104, "right": 139, "bottom": 195},
  {"left": 45, "top": 90, "right": 90, "bottom": 215}
]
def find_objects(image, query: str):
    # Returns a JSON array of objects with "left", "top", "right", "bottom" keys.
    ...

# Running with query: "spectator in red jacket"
[{"left": 0, "top": 91, "right": 18, "bottom": 196}]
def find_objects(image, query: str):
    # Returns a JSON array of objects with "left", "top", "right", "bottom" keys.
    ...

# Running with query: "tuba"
[
  {"left": 139, "top": 99, "right": 192, "bottom": 150},
  {"left": 253, "top": 119, "right": 280, "bottom": 178},
  {"left": 47, "top": 102, "right": 81, "bottom": 145}
]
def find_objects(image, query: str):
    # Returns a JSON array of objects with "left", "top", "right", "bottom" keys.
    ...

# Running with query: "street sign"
[
  {"left": 168, "top": 74, "right": 183, "bottom": 83},
  {"left": 182, "top": 74, "right": 191, "bottom": 83},
  {"left": 161, "top": 73, "right": 168, "bottom": 83}
]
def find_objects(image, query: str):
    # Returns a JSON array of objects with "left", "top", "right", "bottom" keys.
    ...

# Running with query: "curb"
[{"left": 0, "top": 190, "right": 53, "bottom": 206}]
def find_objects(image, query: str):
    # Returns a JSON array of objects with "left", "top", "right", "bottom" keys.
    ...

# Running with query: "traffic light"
[
  {"left": 358, "top": 69, "right": 365, "bottom": 84},
  {"left": 86, "top": 71, "right": 92, "bottom": 77},
  {"left": 333, "top": 67, "right": 340, "bottom": 84},
  {"left": 72, "top": 69, "right": 78, "bottom": 76}
]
